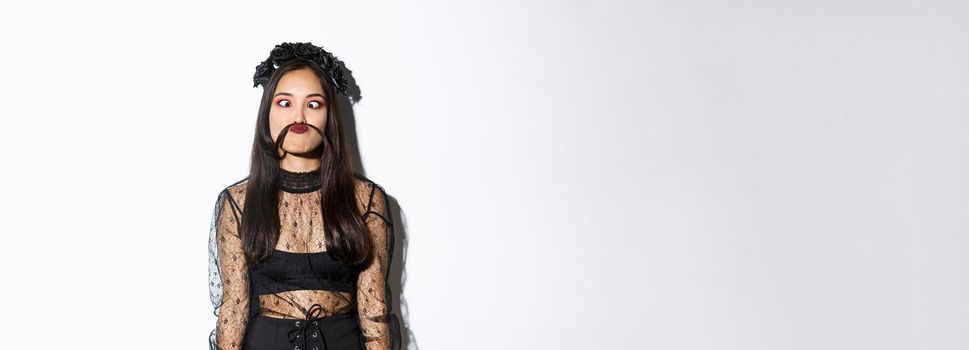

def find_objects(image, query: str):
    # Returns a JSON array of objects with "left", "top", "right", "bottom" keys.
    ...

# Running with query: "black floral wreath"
[{"left": 252, "top": 42, "right": 349, "bottom": 94}]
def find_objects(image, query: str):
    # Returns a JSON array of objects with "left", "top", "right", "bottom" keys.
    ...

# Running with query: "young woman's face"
[{"left": 269, "top": 67, "right": 328, "bottom": 157}]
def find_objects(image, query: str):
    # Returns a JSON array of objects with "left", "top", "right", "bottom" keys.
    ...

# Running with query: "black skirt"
[{"left": 244, "top": 312, "right": 363, "bottom": 350}]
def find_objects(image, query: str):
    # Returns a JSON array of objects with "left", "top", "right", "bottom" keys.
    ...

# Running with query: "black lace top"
[{"left": 208, "top": 168, "right": 398, "bottom": 350}]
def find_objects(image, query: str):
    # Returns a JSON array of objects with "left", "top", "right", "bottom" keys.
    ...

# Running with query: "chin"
[
  {"left": 285, "top": 148, "right": 310, "bottom": 155},
  {"left": 285, "top": 145, "right": 322, "bottom": 155}
]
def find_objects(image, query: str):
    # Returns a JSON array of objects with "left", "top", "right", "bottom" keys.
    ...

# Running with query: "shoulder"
[
  {"left": 219, "top": 176, "right": 249, "bottom": 211},
  {"left": 351, "top": 172, "right": 389, "bottom": 212}
]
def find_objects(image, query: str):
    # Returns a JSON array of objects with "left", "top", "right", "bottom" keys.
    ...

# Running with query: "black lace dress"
[{"left": 208, "top": 168, "right": 399, "bottom": 350}]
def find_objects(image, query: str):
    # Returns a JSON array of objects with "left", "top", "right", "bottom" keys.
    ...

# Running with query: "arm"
[
  {"left": 214, "top": 190, "right": 250, "bottom": 350},
  {"left": 357, "top": 183, "right": 394, "bottom": 349}
]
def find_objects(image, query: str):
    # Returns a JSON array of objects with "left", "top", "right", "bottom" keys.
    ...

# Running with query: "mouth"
[{"left": 289, "top": 124, "right": 309, "bottom": 134}]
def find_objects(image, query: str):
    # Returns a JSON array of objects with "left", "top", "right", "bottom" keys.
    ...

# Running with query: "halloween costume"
[{"left": 208, "top": 42, "right": 400, "bottom": 350}]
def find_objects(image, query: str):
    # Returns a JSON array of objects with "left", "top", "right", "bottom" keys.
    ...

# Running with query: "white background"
[{"left": 0, "top": 0, "right": 966, "bottom": 349}]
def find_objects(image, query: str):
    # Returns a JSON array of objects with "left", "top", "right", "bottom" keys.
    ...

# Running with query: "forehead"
[{"left": 275, "top": 68, "right": 324, "bottom": 93}]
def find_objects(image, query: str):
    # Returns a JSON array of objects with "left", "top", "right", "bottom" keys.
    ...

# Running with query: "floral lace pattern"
[{"left": 208, "top": 174, "right": 397, "bottom": 350}]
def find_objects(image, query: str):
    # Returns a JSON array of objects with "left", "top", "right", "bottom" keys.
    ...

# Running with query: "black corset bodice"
[{"left": 250, "top": 249, "right": 359, "bottom": 295}]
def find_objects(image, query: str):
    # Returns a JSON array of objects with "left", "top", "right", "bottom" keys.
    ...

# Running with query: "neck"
[
  {"left": 278, "top": 165, "right": 323, "bottom": 194},
  {"left": 279, "top": 155, "right": 322, "bottom": 173}
]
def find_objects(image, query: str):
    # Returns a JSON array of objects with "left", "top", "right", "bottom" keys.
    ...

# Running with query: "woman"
[{"left": 207, "top": 42, "right": 399, "bottom": 350}]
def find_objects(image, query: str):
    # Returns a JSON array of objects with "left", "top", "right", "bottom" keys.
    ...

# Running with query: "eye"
[
  {"left": 308, "top": 101, "right": 323, "bottom": 109},
  {"left": 276, "top": 99, "right": 291, "bottom": 107}
]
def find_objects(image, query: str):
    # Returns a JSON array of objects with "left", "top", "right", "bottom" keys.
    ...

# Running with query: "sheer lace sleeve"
[
  {"left": 357, "top": 182, "right": 396, "bottom": 349},
  {"left": 209, "top": 188, "right": 250, "bottom": 350}
]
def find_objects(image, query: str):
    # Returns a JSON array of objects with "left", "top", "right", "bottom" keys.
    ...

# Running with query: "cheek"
[
  {"left": 268, "top": 111, "right": 286, "bottom": 135},
  {"left": 311, "top": 108, "right": 328, "bottom": 128}
]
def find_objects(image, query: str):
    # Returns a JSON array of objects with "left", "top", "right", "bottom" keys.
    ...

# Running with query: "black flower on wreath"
[
  {"left": 268, "top": 44, "right": 295, "bottom": 63},
  {"left": 294, "top": 42, "right": 318, "bottom": 58},
  {"left": 316, "top": 50, "right": 332, "bottom": 69},
  {"left": 252, "top": 59, "right": 275, "bottom": 88},
  {"left": 330, "top": 67, "right": 347, "bottom": 90}
]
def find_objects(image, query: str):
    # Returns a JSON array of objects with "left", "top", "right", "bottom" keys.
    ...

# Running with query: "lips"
[{"left": 290, "top": 124, "right": 309, "bottom": 134}]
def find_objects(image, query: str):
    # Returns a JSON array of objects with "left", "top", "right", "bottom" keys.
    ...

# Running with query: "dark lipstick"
[{"left": 290, "top": 124, "right": 309, "bottom": 134}]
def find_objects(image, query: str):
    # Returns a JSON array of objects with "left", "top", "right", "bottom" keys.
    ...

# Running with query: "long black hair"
[{"left": 240, "top": 58, "right": 371, "bottom": 269}]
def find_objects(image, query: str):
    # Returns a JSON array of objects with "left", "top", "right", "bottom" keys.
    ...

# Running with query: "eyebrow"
[{"left": 274, "top": 92, "right": 326, "bottom": 99}]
